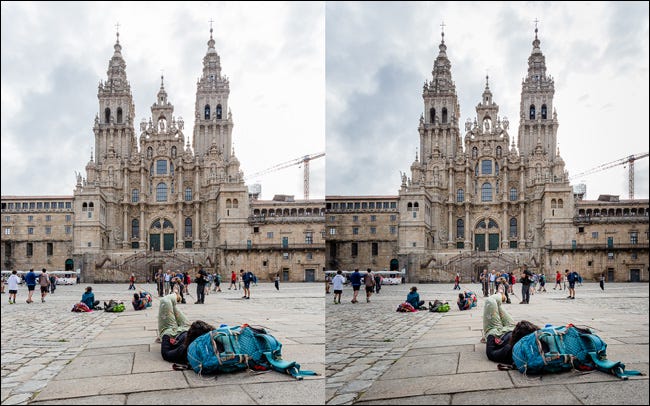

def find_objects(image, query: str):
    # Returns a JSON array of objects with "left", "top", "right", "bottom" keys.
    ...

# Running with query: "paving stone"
[{"left": 30, "top": 394, "right": 127, "bottom": 405}]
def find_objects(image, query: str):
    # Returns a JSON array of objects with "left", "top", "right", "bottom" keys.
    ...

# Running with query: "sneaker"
[
  {"left": 245, "top": 297, "right": 250, "bottom": 300},
  {"left": 567, "top": 296, "right": 572, "bottom": 298},
  {"left": 41, "top": 298, "right": 45, "bottom": 303},
  {"left": 194, "top": 301, "right": 200, "bottom": 304},
  {"left": 571, "top": 296, "right": 575, "bottom": 299},
  {"left": 519, "top": 301, "right": 525, "bottom": 304},
  {"left": 242, "top": 296, "right": 247, "bottom": 298}
]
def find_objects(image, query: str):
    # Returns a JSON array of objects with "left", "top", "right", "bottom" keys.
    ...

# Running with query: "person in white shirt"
[
  {"left": 7, "top": 270, "right": 20, "bottom": 304},
  {"left": 332, "top": 270, "right": 345, "bottom": 304}
]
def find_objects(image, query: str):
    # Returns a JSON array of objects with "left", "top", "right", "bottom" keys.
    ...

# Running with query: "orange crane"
[
  {"left": 244, "top": 152, "right": 325, "bottom": 200},
  {"left": 569, "top": 152, "right": 649, "bottom": 199}
]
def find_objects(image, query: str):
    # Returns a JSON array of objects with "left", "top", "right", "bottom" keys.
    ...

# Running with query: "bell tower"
[
  {"left": 192, "top": 25, "right": 234, "bottom": 158},
  {"left": 517, "top": 25, "right": 559, "bottom": 160},
  {"left": 93, "top": 29, "right": 136, "bottom": 163}
]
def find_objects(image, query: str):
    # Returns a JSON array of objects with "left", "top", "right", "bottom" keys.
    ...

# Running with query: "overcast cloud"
[
  {"left": 1, "top": 2, "right": 325, "bottom": 200},
  {"left": 326, "top": 1, "right": 649, "bottom": 200}
]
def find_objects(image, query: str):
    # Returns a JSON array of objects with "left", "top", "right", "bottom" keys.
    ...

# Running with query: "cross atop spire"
[
  {"left": 534, "top": 18, "right": 539, "bottom": 38},
  {"left": 440, "top": 21, "right": 446, "bottom": 43},
  {"left": 209, "top": 19, "right": 214, "bottom": 38},
  {"left": 115, "top": 22, "right": 120, "bottom": 43}
]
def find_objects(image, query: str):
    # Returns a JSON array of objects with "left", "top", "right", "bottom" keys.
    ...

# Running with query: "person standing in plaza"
[
  {"left": 480, "top": 269, "right": 489, "bottom": 297},
  {"left": 274, "top": 272, "right": 280, "bottom": 291},
  {"left": 349, "top": 269, "right": 362, "bottom": 304},
  {"left": 164, "top": 270, "right": 172, "bottom": 295},
  {"left": 489, "top": 270, "right": 497, "bottom": 295},
  {"left": 194, "top": 267, "right": 208, "bottom": 304},
  {"left": 240, "top": 269, "right": 252, "bottom": 299},
  {"left": 229, "top": 270, "right": 237, "bottom": 290},
  {"left": 364, "top": 269, "right": 375, "bottom": 303},
  {"left": 214, "top": 272, "right": 222, "bottom": 292},
  {"left": 39, "top": 269, "right": 50, "bottom": 303},
  {"left": 7, "top": 270, "right": 20, "bottom": 304},
  {"left": 332, "top": 270, "right": 345, "bottom": 304},
  {"left": 374, "top": 272, "right": 382, "bottom": 294},
  {"left": 554, "top": 270, "right": 562, "bottom": 290},
  {"left": 155, "top": 269, "right": 164, "bottom": 297},
  {"left": 599, "top": 272, "right": 605, "bottom": 291},
  {"left": 49, "top": 273, "right": 57, "bottom": 294},
  {"left": 325, "top": 273, "right": 331, "bottom": 294},
  {"left": 519, "top": 269, "right": 532, "bottom": 304},
  {"left": 128, "top": 273, "right": 136, "bottom": 290},
  {"left": 24, "top": 268, "right": 37, "bottom": 303},
  {"left": 566, "top": 269, "right": 578, "bottom": 299},
  {"left": 453, "top": 273, "right": 461, "bottom": 290}
]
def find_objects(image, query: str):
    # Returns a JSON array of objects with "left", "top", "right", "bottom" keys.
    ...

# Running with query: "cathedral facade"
[
  {"left": 2, "top": 29, "right": 325, "bottom": 283},
  {"left": 326, "top": 29, "right": 648, "bottom": 283}
]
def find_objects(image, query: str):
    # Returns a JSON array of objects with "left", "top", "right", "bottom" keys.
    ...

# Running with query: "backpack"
[
  {"left": 512, "top": 325, "right": 643, "bottom": 379},
  {"left": 396, "top": 302, "right": 416, "bottom": 312},
  {"left": 104, "top": 300, "right": 125, "bottom": 312},
  {"left": 72, "top": 302, "right": 91, "bottom": 312},
  {"left": 186, "top": 325, "right": 318, "bottom": 380},
  {"left": 429, "top": 300, "right": 450, "bottom": 313}
]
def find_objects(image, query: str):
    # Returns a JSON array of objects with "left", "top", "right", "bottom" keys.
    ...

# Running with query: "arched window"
[
  {"left": 496, "top": 146, "right": 502, "bottom": 158},
  {"left": 216, "top": 104, "right": 222, "bottom": 120},
  {"left": 457, "top": 188, "right": 464, "bottom": 203},
  {"left": 529, "top": 104, "right": 536, "bottom": 119},
  {"left": 477, "top": 220, "right": 486, "bottom": 229},
  {"left": 132, "top": 189, "right": 139, "bottom": 203},
  {"left": 495, "top": 162, "right": 499, "bottom": 176},
  {"left": 152, "top": 220, "right": 162, "bottom": 229},
  {"left": 226, "top": 199, "right": 232, "bottom": 208},
  {"left": 204, "top": 104, "right": 210, "bottom": 119},
  {"left": 509, "top": 218, "right": 517, "bottom": 237},
  {"left": 407, "top": 202, "right": 413, "bottom": 211},
  {"left": 441, "top": 107, "right": 448, "bottom": 124},
  {"left": 104, "top": 107, "right": 111, "bottom": 123},
  {"left": 163, "top": 219, "right": 173, "bottom": 229},
  {"left": 510, "top": 187, "right": 518, "bottom": 201},
  {"left": 488, "top": 219, "right": 498, "bottom": 229},
  {"left": 429, "top": 107, "right": 436, "bottom": 123},
  {"left": 541, "top": 104, "right": 547, "bottom": 119},
  {"left": 233, "top": 198, "right": 238, "bottom": 208},
  {"left": 413, "top": 202, "right": 419, "bottom": 211},
  {"left": 171, "top": 146, "right": 177, "bottom": 159},
  {"left": 456, "top": 219, "right": 464, "bottom": 239},
  {"left": 184, "top": 217, "right": 192, "bottom": 238},
  {"left": 472, "top": 147, "right": 478, "bottom": 160},
  {"left": 132, "top": 219, "right": 139, "bottom": 239},
  {"left": 82, "top": 202, "right": 87, "bottom": 212},
  {"left": 88, "top": 202, "right": 94, "bottom": 211},
  {"left": 156, "top": 183, "right": 167, "bottom": 202},
  {"left": 551, "top": 199, "right": 557, "bottom": 208},
  {"left": 481, "top": 182, "right": 492, "bottom": 202},
  {"left": 558, "top": 198, "right": 563, "bottom": 208},
  {"left": 185, "top": 187, "right": 192, "bottom": 201},
  {"left": 117, "top": 107, "right": 123, "bottom": 123}
]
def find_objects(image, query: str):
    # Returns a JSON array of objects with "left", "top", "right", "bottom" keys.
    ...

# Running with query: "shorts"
[
  {"left": 27, "top": 285, "right": 36, "bottom": 291},
  {"left": 365, "top": 286, "right": 374, "bottom": 293},
  {"left": 40, "top": 286, "right": 48, "bottom": 293},
  {"left": 9, "top": 289, "right": 17, "bottom": 294},
  {"left": 352, "top": 285, "right": 361, "bottom": 291},
  {"left": 244, "top": 281, "right": 251, "bottom": 289},
  {"left": 334, "top": 290, "right": 342, "bottom": 294},
  {"left": 569, "top": 281, "right": 576, "bottom": 289}
]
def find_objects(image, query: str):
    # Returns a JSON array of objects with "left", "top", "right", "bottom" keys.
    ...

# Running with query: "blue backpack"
[
  {"left": 186, "top": 325, "right": 318, "bottom": 379},
  {"left": 512, "top": 325, "right": 643, "bottom": 379}
]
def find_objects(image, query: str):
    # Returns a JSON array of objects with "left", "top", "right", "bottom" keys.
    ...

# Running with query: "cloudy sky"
[
  {"left": 1, "top": 2, "right": 325, "bottom": 200},
  {"left": 326, "top": 1, "right": 649, "bottom": 200}
]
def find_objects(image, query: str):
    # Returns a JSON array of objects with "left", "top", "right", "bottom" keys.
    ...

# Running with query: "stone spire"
[{"left": 430, "top": 27, "right": 454, "bottom": 92}]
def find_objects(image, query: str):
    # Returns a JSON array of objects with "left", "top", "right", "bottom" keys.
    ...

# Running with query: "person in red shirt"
[
  {"left": 229, "top": 270, "right": 237, "bottom": 290},
  {"left": 554, "top": 270, "right": 562, "bottom": 290}
]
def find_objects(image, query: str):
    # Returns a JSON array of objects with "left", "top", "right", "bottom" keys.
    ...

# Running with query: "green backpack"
[
  {"left": 104, "top": 300, "right": 125, "bottom": 312},
  {"left": 429, "top": 300, "right": 450, "bottom": 313}
]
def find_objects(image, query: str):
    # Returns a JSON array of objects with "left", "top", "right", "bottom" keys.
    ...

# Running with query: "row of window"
[
  {"left": 349, "top": 242, "right": 380, "bottom": 257},
  {"left": 326, "top": 201, "right": 398, "bottom": 211},
  {"left": 4, "top": 215, "right": 72, "bottom": 223},
  {"left": 252, "top": 208, "right": 324, "bottom": 217},
  {"left": 132, "top": 186, "right": 193, "bottom": 203},
  {"left": 4, "top": 226, "right": 72, "bottom": 236},
  {"left": 104, "top": 107, "right": 124, "bottom": 124},
  {"left": 529, "top": 104, "right": 548, "bottom": 120},
  {"left": 455, "top": 218, "right": 518, "bottom": 239},
  {"left": 16, "top": 242, "right": 56, "bottom": 257},
  {"left": 428, "top": 107, "right": 449, "bottom": 124},
  {"left": 328, "top": 226, "right": 397, "bottom": 236},
  {"left": 471, "top": 146, "right": 504, "bottom": 160},
  {"left": 455, "top": 185, "right": 519, "bottom": 203},
  {"left": 204, "top": 104, "right": 223, "bottom": 120},
  {"left": 577, "top": 207, "right": 649, "bottom": 217},
  {"left": 1, "top": 201, "right": 72, "bottom": 211},
  {"left": 328, "top": 215, "right": 397, "bottom": 223}
]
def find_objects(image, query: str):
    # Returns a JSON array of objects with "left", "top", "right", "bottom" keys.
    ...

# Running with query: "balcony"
[
  {"left": 545, "top": 242, "right": 649, "bottom": 251},
  {"left": 220, "top": 243, "right": 323, "bottom": 251}
]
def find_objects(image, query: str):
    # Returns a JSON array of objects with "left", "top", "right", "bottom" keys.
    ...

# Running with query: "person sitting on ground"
[
  {"left": 482, "top": 291, "right": 540, "bottom": 363},
  {"left": 457, "top": 292, "right": 471, "bottom": 310},
  {"left": 406, "top": 286, "right": 425, "bottom": 310},
  {"left": 132, "top": 291, "right": 150, "bottom": 310},
  {"left": 158, "top": 292, "right": 216, "bottom": 364},
  {"left": 81, "top": 286, "right": 101, "bottom": 310}
]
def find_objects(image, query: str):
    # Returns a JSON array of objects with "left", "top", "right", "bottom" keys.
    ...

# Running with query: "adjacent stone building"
[
  {"left": 326, "top": 28, "right": 649, "bottom": 282},
  {"left": 2, "top": 29, "right": 325, "bottom": 282}
]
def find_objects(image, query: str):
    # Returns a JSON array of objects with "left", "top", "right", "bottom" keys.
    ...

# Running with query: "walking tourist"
[
  {"left": 39, "top": 269, "right": 50, "bottom": 303},
  {"left": 7, "top": 270, "right": 20, "bottom": 304},
  {"left": 24, "top": 269, "right": 37, "bottom": 303},
  {"left": 332, "top": 270, "right": 344, "bottom": 304}
]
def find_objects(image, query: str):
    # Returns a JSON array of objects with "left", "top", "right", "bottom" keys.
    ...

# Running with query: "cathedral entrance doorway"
[
  {"left": 149, "top": 218, "right": 175, "bottom": 252},
  {"left": 474, "top": 218, "right": 500, "bottom": 252}
]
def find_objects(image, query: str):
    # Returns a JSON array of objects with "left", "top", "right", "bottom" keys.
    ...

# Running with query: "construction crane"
[
  {"left": 244, "top": 152, "right": 325, "bottom": 200},
  {"left": 569, "top": 152, "right": 649, "bottom": 199}
]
